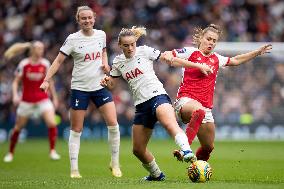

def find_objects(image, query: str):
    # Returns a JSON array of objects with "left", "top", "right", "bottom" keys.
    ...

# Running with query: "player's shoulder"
[
  {"left": 184, "top": 46, "right": 198, "bottom": 52},
  {"left": 138, "top": 45, "right": 151, "bottom": 51},
  {"left": 40, "top": 58, "right": 51, "bottom": 67},
  {"left": 212, "top": 51, "right": 226, "bottom": 59},
  {"left": 18, "top": 58, "right": 30, "bottom": 67},
  {"left": 66, "top": 32, "right": 79, "bottom": 39},
  {"left": 175, "top": 46, "right": 197, "bottom": 54},
  {"left": 113, "top": 54, "right": 125, "bottom": 65},
  {"left": 136, "top": 45, "right": 154, "bottom": 54},
  {"left": 93, "top": 29, "right": 106, "bottom": 36}
]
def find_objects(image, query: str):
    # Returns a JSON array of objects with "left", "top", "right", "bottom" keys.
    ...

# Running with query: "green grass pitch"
[{"left": 0, "top": 139, "right": 283, "bottom": 189}]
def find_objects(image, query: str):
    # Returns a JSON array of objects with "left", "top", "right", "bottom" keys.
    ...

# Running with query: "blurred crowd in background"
[{"left": 0, "top": 0, "right": 284, "bottom": 128}]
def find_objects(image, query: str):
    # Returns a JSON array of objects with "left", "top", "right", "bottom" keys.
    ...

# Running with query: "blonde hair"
[
  {"left": 4, "top": 42, "right": 32, "bottom": 60},
  {"left": 118, "top": 26, "right": 147, "bottom": 44},
  {"left": 75, "top": 6, "right": 96, "bottom": 22},
  {"left": 192, "top": 24, "right": 222, "bottom": 47}
]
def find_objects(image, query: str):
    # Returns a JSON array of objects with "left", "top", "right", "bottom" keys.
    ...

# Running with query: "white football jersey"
[
  {"left": 60, "top": 29, "right": 106, "bottom": 91},
  {"left": 110, "top": 45, "right": 167, "bottom": 105}
]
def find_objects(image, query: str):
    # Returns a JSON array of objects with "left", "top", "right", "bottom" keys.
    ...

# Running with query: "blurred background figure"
[{"left": 2, "top": 41, "right": 60, "bottom": 163}]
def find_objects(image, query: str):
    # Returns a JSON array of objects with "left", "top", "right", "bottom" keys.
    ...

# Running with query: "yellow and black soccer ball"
[{"left": 187, "top": 160, "right": 212, "bottom": 183}]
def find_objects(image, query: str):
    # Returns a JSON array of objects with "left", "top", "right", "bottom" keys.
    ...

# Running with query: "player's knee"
[
  {"left": 71, "top": 127, "right": 83, "bottom": 133},
  {"left": 14, "top": 123, "right": 25, "bottom": 131},
  {"left": 46, "top": 122, "right": 57, "bottom": 128},
  {"left": 132, "top": 147, "right": 144, "bottom": 158}
]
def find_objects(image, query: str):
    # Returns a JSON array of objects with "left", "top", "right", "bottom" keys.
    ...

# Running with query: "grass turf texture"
[{"left": 0, "top": 139, "right": 283, "bottom": 189}]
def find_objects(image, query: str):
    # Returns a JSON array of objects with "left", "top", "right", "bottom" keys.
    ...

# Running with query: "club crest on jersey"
[
  {"left": 84, "top": 52, "right": 101, "bottom": 61},
  {"left": 125, "top": 68, "right": 143, "bottom": 81},
  {"left": 176, "top": 48, "right": 186, "bottom": 53}
]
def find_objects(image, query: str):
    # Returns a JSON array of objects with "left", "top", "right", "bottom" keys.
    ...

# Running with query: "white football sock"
[
  {"left": 69, "top": 130, "right": 81, "bottom": 171},
  {"left": 142, "top": 159, "right": 162, "bottom": 177},
  {"left": 175, "top": 132, "right": 192, "bottom": 152},
  {"left": 107, "top": 125, "right": 120, "bottom": 168}
]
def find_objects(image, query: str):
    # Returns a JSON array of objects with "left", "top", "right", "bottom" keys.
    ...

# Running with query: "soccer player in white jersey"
[
  {"left": 3, "top": 41, "right": 61, "bottom": 163},
  {"left": 163, "top": 24, "right": 272, "bottom": 161},
  {"left": 100, "top": 26, "right": 205, "bottom": 181},
  {"left": 40, "top": 6, "right": 122, "bottom": 178}
]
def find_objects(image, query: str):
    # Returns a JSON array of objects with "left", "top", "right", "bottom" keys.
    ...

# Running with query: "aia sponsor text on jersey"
[
  {"left": 84, "top": 52, "right": 101, "bottom": 61},
  {"left": 125, "top": 68, "right": 143, "bottom": 81}
]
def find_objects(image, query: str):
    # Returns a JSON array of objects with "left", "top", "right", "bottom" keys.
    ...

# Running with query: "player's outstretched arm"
[
  {"left": 100, "top": 76, "right": 118, "bottom": 90},
  {"left": 40, "top": 52, "right": 66, "bottom": 93},
  {"left": 160, "top": 51, "right": 213, "bottom": 75},
  {"left": 228, "top": 44, "right": 272, "bottom": 66}
]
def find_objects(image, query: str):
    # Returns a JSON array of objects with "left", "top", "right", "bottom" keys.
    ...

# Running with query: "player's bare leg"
[
  {"left": 196, "top": 122, "right": 215, "bottom": 161},
  {"left": 3, "top": 115, "right": 28, "bottom": 163},
  {"left": 99, "top": 102, "right": 122, "bottom": 177},
  {"left": 132, "top": 125, "right": 165, "bottom": 181}
]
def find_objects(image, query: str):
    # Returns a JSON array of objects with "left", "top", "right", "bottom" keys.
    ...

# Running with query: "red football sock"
[
  {"left": 48, "top": 127, "right": 58, "bottom": 151},
  {"left": 9, "top": 129, "right": 20, "bottom": 154},
  {"left": 196, "top": 147, "right": 213, "bottom": 161},
  {"left": 185, "top": 109, "right": 205, "bottom": 145}
]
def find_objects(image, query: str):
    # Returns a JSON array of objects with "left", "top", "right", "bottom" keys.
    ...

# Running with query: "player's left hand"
[
  {"left": 101, "top": 64, "right": 110, "bottom": 73},
  {"left": 160, "top": 51, "right": 173, "bottom": 65},
  {"left": 100, "top": 76, "right": 109, "bottom": 87},
  {"left": 258, "top": 44, "right": 272, "bottom": 55}
]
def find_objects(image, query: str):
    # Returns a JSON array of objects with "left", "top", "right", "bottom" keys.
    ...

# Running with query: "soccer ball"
[{"left": 187, "top": 160, "right": 212, "bottom": 183}]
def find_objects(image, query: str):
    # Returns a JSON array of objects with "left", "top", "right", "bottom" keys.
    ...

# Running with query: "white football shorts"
[
  {"left": 17, "top": 99, "right": 54, "bottom": 117},
  {"left": 174, "top": 97, "right": 214, "bottom": 123}
]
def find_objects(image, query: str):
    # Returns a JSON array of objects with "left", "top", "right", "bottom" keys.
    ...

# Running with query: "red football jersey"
[
  {"left": 16, "top": 58, "right": 50, "bottom": 103},
  {"left": 172, "top": 47, "right": 230, "bottom": 109}
]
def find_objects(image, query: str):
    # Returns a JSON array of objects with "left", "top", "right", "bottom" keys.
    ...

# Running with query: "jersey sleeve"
[
  {"left": 144, "top": 45, "right": 161, "bottom": 61},
  {"left": 215, "top": 53, "right": 230, "bottom": 67},
  {"left": 110, "top": 58, "right": 122, "bottom": 77},
  {"left": 60, "top": 35, "right": 73, "bottom": 56},
  {"left": 102, "top": 31, "right": 106, "bottom": 48},
  {"left": 172, "top": 47, "right": 195, "bottom": 59}
]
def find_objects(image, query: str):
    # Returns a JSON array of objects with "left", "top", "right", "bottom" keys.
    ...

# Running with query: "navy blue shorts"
[
  {"left": 70, "top": 88, "right": 113, "bottom": 110},
  {"left": 133, "top": 94, "right": 172, "bottom": 129}
]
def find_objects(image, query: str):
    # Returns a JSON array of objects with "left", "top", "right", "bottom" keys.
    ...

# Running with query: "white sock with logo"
[
  {"left": 107, "top": 125, "right": 120, "bottom": 168},
  {"left": 142, "top": 159, "right": 162, "bottom": 177},
  {"left": 69, "top": 130, "right": 81, "bottom": 171}
]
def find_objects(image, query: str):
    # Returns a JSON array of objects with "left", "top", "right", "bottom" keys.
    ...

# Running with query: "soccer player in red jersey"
[
  {"left": 3, "top": 41, "right": 60, "bottom": 163},
  {"left": 163, "top": 24, "right": 272, "bottom": 161}
]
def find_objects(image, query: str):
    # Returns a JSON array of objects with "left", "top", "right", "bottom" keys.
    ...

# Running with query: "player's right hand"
[
  {"left": 100, "top": 76, "right": 109, "bottom": 87},
  {"left": 198, "top": 64, "right": 213, "bottom": 76},
  {"left": 40, "top": 81, "right": 50, "bottom": 93}
]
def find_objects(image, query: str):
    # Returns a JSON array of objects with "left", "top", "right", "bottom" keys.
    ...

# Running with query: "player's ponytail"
[
  {"left": 118, "top": 26, "right": 146, "bottom": 44},
  {"left": 4, "top": 42, "right": 32, "bottom": 60},
  {"left": 192, "top": 24, "right": 222, "bottom": 48},
  {"left": 131, "top": 26, "right": 147, "bottom": 40}
]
